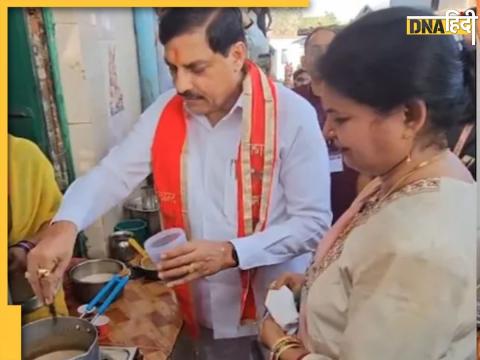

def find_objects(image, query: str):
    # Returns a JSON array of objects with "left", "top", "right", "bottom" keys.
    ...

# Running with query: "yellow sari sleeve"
[{"left": 8, "top": 135, "right": 69, "bottom": 322}]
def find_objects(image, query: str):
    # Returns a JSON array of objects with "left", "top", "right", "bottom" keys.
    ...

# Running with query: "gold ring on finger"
[
  {"left": 188, "top": 263, "right": 196, "bottom": 274},
  {"left": 37, "top": 268, "right": 52, "bottom": 278}
]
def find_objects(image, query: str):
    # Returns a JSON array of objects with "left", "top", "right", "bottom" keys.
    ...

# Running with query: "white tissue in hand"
[{"left": 265, "top": 285, "right": 299, "bottom": 334}]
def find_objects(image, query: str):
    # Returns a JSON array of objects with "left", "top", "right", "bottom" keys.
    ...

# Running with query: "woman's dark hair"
[
  {"left": 319, "top": 7, "right": 475, "bottom": 132},
  {"left": 159, "top": 8, "right": 245, "bottom": 56}
]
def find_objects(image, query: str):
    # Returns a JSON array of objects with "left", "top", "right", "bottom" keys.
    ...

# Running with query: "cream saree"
[{"left": 301, "top": 177, "right": 476, "bottom": 360}]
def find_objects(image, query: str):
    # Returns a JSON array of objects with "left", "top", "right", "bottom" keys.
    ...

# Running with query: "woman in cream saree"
[
  {"left": 297, "top": 177, "right": 476, "bottom": 359},
  {"left": 259, "top": 7, "right": 476, "bottom": 360}
]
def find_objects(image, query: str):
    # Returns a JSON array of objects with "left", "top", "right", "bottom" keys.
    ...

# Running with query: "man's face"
[
  {"left": 294, "top": 72, "right": 311, "bottom": 87},
  {"left": 164, "top": 28, "right": 246, "bottom": 118},
  {"left": 303, "top": 29, "right": 336, "bottom": 79}
]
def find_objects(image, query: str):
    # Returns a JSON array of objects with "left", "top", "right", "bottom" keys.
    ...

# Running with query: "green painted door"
[{"left": 8, "top": 8, "right": 49, "bottom": 155}]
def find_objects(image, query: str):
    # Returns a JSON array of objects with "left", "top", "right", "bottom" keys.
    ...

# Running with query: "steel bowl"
[{"left": 69, "top": 259, "right": 128, "bottom": 304}]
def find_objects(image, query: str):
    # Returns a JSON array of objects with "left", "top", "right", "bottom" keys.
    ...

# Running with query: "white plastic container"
[{"left": 144, "top": 228, "right": 187, "bottom": 263}]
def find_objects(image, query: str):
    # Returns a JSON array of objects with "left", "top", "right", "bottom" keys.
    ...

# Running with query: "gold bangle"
[
  {"left": 272, "top": 336, "right": 301, "bottom": 357},
  {"left": 272, "top": 337, "right": 300, "bottom": 352},
  {"left": 271, "top": 341, "right": 299, "bottom": 360},
  {"left": 271, "top": 336, "right": 293, "bottom": 351},
  {"left": 275, "top": 343, "right": 302, "bottom": 360},
  {"left": 275, "top": 338, "right": 301, "bottom": 353}
]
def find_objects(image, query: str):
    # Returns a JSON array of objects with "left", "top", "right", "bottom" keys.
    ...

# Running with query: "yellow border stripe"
[
  {"left": 5, "top": 1, "right": 307, "bottom": 6},
  {"left": 2, "top": 5, "right": 22, "bottom": 360}
]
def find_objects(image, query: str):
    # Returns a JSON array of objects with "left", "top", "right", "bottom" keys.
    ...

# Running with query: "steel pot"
[
  {"left": 22, "top": 316, "right": 100, "bottom": 360},
  {"left": 123, "top": 187, "right": 160, "bottom": 236},
  {"left": 108, "top": 231, "right": 136, "bottom": 263},
  {"left": 9, "top": 269, "right": 43, "bottom": 314},
  {"left": 69, "top": 259, "right": 127, "bottom": 304}
]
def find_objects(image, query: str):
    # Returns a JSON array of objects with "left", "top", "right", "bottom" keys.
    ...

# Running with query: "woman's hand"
[
  {"left": 259, "top": 315, "right": 310, "bottom": 360},
  {"left": 26, "top": 221, "right": 77, "bottom": 304},
  {"left": 269, "top": 272, "right": 306, "bottom": 297},
  {"left": 259, "top": 314, "right": 287, "bottom": 349}
]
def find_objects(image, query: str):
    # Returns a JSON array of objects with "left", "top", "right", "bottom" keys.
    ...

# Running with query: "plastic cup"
[{"left": 144, "top": 228, "right": 187, "bottom": 263}]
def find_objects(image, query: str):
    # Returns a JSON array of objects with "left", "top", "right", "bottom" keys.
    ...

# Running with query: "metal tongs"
[{"left": 78, "top": 274, "right": 129, "bottom": 323}]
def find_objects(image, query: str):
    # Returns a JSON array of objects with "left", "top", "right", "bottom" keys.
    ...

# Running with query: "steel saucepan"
[{"left": 22, "top": 316, "right": 100, "bottom": 360}]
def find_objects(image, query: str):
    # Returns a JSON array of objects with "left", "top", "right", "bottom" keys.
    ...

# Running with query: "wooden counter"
[{"left": 64, "top": 259, "right": 183, "bottom": 360}]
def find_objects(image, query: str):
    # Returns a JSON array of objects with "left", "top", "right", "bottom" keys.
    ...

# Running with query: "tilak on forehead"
[{"left": 170, "top": 47, "right": 180, "bottom": 64}]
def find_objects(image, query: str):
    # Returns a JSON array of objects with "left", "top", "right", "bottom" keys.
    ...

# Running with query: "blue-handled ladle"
[{"left": 78, "top": 274, "right": 129, "bottom": 324}]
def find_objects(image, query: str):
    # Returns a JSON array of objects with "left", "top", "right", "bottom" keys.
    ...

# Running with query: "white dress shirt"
[{"left": 54, "top": 84, "right": 332, "bottom": 339}]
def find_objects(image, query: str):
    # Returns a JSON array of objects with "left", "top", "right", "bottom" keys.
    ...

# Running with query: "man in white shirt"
[{"left": 26, "top": 8, "right": 331, "bottom": 359}]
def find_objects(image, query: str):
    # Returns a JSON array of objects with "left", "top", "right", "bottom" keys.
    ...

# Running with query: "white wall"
[
  {"left": 270, "top": 38, "right": 304, "bottom": 82},
  {"left": 53, "top": 8, "right": 142, "bottom": 257}
]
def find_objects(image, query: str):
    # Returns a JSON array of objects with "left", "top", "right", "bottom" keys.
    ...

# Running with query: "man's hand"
[
  {"left": 26, "top": 221, "right": 77, "bottom": 304},
  {"left": 157, "top": 240, "right": 237, "bottom": 287}
]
